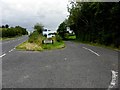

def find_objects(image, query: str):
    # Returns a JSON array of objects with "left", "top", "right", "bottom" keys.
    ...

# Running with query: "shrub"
[
  {"left": 28, "top": 31, "right": 43, "bottom": 45},
  {"left": 55, "top": 34, "right": 62, "bottom": 42}
]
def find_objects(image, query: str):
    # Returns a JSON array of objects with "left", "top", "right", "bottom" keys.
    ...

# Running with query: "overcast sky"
[{"left": 0, "top": 0, "right": 69, "bottom": 31}]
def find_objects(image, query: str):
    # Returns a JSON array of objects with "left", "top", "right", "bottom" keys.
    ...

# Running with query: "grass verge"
[
  {"left": 16, "top": 41, "right": 65, "bottom": 51},
  {"left": 42, "top": 41, "right": 65, "bottom": 50},
  {"left": 16, "top": 41, "right": 43, "bottom": 51},
  {"left": 16, "top": 31, "right": 65, "bottom": 51}
]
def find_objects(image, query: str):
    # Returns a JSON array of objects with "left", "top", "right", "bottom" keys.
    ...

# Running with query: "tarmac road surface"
[{"left": 1, "top": 36, "right": 118, "bottom": 88}]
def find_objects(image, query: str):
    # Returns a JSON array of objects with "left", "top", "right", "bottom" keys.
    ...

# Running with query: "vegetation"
[
  {"left": 42, "top": 41, "right": 65, "bottom": 50},
  {"left": 66, "top": 35, "right": 76, "bottom": 40},
  {"left": 16, "top": 23, "right": 65, "bottom": 51},
  {"left": 34, "top": 23, "right": 44, "bottom": 34},
  {"left": 58, "top": 2, "right": 120, "bottom": 49},
  {"left": 28, "top": 31, "right": 44, "bottom": 45},
  {"left": 57, "top": 21, "right": 68, "bottom": 39},
  {"left": 0, "top": 25, "right": 28, "bottom": 38},
  {"left": 16, "top": 41, "right": 43, "bottom": 51}
]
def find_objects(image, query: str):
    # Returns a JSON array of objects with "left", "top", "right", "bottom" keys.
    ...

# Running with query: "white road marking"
[
  {"left": 64, "top": 58, "right": 67, "bottom": 61},
  {"left": 0, "top": 54, "right": 6, "bottom": 58},
  {"left": 82, "top": 47, "right": 100, "bottom": 56},
  {"left": 9, "top": 49, "right": 13, "bottom": 52},
  {"left": 82, "top": 47, "right": 88, "bottom": 50},
  {"left": 23, "top": 75, "right": 29, "bottom": 79},
  {"left": 8, "top": 47, "right": 15, "bottom": 52},
  {"left": 108, "top": 70, "right": 118, "bottom": 89}
]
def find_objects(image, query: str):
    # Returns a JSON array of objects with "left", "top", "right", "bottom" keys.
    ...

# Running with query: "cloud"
[{"left": 1, "top": 0, "right": 68, "bottom": 31}]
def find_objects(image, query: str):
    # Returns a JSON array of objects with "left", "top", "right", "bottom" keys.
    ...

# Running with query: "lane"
[
  {"left": 2, "top": 41, "right": 118, "bottom": 88},
  {"left": 76, "top": 42, "right": 118, "bottom": 72},
  {"left": 1, "top": 35, "right": 28, "bottom": 55},
  {"left": 82, "top": 47, "right": 100, "bottom": 56},
  {"left": 0, "top": 36, "right": 27, "bottom": 44}
]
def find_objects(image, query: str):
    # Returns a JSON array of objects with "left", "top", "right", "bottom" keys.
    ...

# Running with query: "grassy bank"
[
  {"left": 42, "top": 41, "right": 65, "bottom": 50},
  {"left": 16, "top": 31, "right": 65, "bottom": 51},
  {"left": 16, "top": 41, "right": 43, "bottom": 51},
  {"left": 16, "top": 41, "right": 65, "bottom": 51}
]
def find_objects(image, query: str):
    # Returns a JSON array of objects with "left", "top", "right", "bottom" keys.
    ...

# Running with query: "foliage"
[
  {"left": 17, "top": 30, "right": 65, "bottom": 51},
  {"left": 34, "top": 23, "right": 44, "bottom": 34},
  {"left": 1, "top": 25, "right": 28, "bottom": 38},
  {"left": 55, "top": 34, "right": 63, "bottom": 42},
  {"left": 67, "top": 2, "right": 120, "bottom": 48},
  {"left": 28, "top": 31, "right": 43, "bottom": 45},
  {"left": 57, "top": 21, "right": 68, "bottom": 39},
  {"left": 16, "top": 41, "right": 43, "bottom": 51},
  {"left": 42, "top": 41, "right": 65, "bottom": 50}
]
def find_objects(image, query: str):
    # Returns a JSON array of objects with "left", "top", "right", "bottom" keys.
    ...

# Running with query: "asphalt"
[
  {"left": 1, "top": 36, "right": 119, "bottom": 88},
  {"left": 1, "top": 35, "right": 28, "bottom": 55}
]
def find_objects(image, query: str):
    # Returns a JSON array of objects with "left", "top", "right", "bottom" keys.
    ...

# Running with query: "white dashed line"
[
  {"left": 108, "top": 70, "right": 118, "bottom": 89},
  {"left": 8, "top": 48, "right": 15, "bottom": 53},
  {"left": 9, "top": 49, "right": 13, "bottom": 52},
  {"left": 0, "top": 53, "right": 6, "bottom": 58},
  {"left": 23, "top": 75, "right": 29, "bottom": 79},
  {"left": 83, "top": 47, "right": 100, "bottom": 56},
  {"left": 83, "top": 47, "right": 88, "bottom": 50},
  {"left": 64, "top": 58, "right": 67, "bottom": 61}
]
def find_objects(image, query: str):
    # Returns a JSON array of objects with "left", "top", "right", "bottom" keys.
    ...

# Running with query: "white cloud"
[{"left": 1, "top": 0, "right": 68, "bottom": 31}]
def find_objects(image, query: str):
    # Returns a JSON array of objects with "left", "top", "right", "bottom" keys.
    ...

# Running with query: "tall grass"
[{"left": 28, "top": 31, "right": 44, "bottom": 45}]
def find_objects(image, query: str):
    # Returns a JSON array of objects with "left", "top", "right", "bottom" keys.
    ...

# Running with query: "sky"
[{"left": 0, "top": 0, "right": 69, "bottom": 32}]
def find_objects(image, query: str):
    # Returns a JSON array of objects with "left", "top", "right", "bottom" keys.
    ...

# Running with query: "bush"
[
  {"left": 1, "top": 26, "right": 28, "bottom": 38},
  {"left": 28, "top": 31, "right": 43, "bottom": 45},
  {"left": 55, "top": 34, "right": 62, "bottom": 42}
]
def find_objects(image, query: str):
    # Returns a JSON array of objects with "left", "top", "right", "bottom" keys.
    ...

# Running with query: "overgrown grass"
[
  {"left": 42, "top": 41, "right": 65, "bottom": 50},
  {"left": 16, "top": 31, "right": 65, "bottom": 51},
  {"left": 66, "top": 35, "right": 76, "bottom": 40},
  {"left": 28, "top": 31, "right": 44, "bottom": 44},
  {"left": 16, "top": 41, "right": 43, "bottom": 51}
]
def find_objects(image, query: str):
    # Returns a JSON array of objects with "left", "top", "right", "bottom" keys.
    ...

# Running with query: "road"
[
  {"left": 1, "top": 36, "right": 118, "bottom": 88},
  {"left": 0, "top": 36, "right": 28, "bottom": 55}
]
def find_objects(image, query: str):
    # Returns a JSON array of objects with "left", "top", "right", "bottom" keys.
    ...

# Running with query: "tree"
[
  {"left": 1, "top": 25, "right": 28, "bottom": 37},
  {"left": 5, "top": 24, "right": 9, "bottom": 28},
  {"left": 34, "top": 23, "right": 44, "bottom": 34},
  {"left": 57, "top": 21, "right": 67, "bottom": 39},
  {"left": 67, "top": 2, "right": 120, "bottom": 48},
  {"left": 2, "top": 25, "right": 5, "bottom": 28}
]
